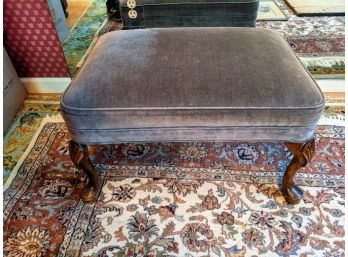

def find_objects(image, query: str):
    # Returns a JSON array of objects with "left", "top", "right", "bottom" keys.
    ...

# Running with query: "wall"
[{"left": 3, "top": 0, "right": 70, "bottom": 78}]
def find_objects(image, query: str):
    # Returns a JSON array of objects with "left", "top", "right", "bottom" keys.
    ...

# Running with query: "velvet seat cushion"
[
  {"left": 61, "top": 28, "right": 324, "bottom": 145},
  {"left": 119, "top": 0, "right": 259, "bottom": 28}
]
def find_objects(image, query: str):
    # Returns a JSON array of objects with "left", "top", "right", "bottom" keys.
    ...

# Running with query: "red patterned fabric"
[{"left": 3, "top": 0, "right": 70, "bottom": 77}]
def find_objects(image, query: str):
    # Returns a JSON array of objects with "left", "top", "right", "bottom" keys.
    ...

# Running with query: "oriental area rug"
[{"left": 3, "top": 114, "right": 345, "bottom": 256}]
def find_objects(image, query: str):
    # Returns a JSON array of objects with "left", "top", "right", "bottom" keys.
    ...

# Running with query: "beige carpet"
[{"left": 284, "top": 0, "right": 345, "bottom": 16}]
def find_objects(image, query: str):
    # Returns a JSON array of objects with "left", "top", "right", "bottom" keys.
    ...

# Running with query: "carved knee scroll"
[
  {"left": 282, "top": 138, "right": 315, "bottom": 204},
  {"left": 69, "top": 141, "right": 100, "bottom": 204}
]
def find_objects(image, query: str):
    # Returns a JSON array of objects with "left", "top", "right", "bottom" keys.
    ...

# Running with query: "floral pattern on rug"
[
  {"left": 257, "top": 0, "right": 345, "bottom": 46},
  {"left": 3, "top": 122, "right": 345, "bottom": 256},
  {"left": 257, "top": 0, "right": 345, "bottom": 76},
  {"left": 90, "top": 126, "right": 345, "bottom": 188},
  {"left": 4, "top": 226, "right": 51, "bottom": 256},
  {"left": 80, "top": 177, "right": 345, "bottom": 257}
]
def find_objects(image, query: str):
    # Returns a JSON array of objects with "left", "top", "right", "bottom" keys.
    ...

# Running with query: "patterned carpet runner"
[{"left": 62, "top": 0, "right": 107, "bottom": 76}]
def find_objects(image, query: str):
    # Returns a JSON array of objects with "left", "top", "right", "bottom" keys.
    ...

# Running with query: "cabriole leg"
[
  {"left": 69, "top": 141, "right": 100, "bottom": 203},
  {"left": 282, "top": 138, "right": 315, "bottom": 204}
]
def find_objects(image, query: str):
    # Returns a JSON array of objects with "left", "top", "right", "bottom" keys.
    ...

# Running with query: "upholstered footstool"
[{"left": 61, "top": 28, "right": 324, "bottom": 204}]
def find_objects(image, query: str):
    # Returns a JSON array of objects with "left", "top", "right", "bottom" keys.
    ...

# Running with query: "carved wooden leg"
[
  {"left": 282, "top": 138, "right": 315, "bottom": 204},
  {"left": 69, "top": 141, "right": 100, "bottom": 204}
]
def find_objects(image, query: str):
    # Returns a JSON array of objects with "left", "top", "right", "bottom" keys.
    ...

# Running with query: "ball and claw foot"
[
  {"left": 80, "top": 186, "right": 97, "bottom": 204},
  {"left": 282, "top": 184, "right": 303, "bottom": 205},
  {"left": 282, "top": 138, "right": 315, "bottom": 205}
]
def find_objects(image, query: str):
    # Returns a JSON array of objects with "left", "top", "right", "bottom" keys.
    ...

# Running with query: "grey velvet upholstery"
[
  {"left": 119, "top": 0, "right": 259, "bottom": 28},
  {"left": 61, "top": 28, "right": 324, "bottom": 145}
]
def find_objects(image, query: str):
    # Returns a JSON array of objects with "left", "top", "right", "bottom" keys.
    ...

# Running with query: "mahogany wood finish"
[
  {"left": 69, "top": 141, "right": 100, "bottom": 203},
  {"left": 282, "top": 138, "right": 315, "bottom": 204},
  {"left": 68, "top": 138, "right": 315, "bottom": 205}
]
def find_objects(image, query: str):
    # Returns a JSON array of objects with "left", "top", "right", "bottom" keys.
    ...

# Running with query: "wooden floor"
[
  {"left": 66, "top": 0, "right": 92, "bottom": 28},
  {"left": 284, "top": 0, "right": 345, "bottom": 16}
]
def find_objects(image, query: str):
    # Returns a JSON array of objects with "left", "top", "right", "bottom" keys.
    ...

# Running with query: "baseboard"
[
  {"left": 315, "top": 78, "right": 345, "bottom": 93},
  {"left": 20, "top": 77, "right": 71, "bottom": 93}
]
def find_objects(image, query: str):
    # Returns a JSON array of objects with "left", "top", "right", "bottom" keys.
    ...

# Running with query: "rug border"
[{"left": 4, "top": 115, "right": 63, "bottom": 191}]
